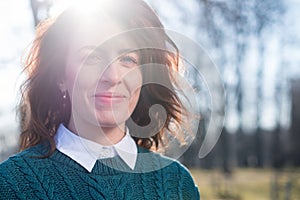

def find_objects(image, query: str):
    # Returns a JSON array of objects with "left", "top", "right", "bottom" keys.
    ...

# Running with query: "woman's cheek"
[
  {"left": 124, "top": 67, "right": 143, "bottom": 94},
  {"left": 66, "top": 62, "right": 101, "bottom": 91}
]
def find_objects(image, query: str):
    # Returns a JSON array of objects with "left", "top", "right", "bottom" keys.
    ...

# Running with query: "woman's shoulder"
[
  {"left": 0, "top": 144, "right": 54, "bottom": 199},
  {"left": 137, "top": 147, "right": 200, "bottom": 199},
  {"left": 137, "top": 146, "right": 192, "bottom": 172},
  {"left": 0, "top": 144, "right": 49, "bottom": 172},
  {"left": 137, "top": 147, "right": 196, "bottom": 182}
]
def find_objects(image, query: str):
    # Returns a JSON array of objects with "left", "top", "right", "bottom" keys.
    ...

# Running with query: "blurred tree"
[
  {"left": 290, "top": 79, "right": 300, "bottom": 166},
  {"left": 271, "top": 126, "right": 285, "bottom": 168},
  {"left": 254, "top": 0, "right": 285, "bottom": 167}
]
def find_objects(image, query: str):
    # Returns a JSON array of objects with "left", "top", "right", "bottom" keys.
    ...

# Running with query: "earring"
[
  {"left": 62, "top": 90, "right": 67, "bottom": 99},
  {"left": 62, "top": 90, "right": 67, "bottom": 110}
]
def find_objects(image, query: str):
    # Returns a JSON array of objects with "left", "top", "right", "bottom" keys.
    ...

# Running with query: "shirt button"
[
  {"left": 103, "top": 147, "right": 111, "bottom": 156},
  {"left": 98, "top": 147, "right": 114, "bottom": 158}
]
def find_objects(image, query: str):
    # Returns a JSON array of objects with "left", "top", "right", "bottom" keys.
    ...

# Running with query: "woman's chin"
[{"left": 96, "top": 112, "right": 129, "bottom": 128}]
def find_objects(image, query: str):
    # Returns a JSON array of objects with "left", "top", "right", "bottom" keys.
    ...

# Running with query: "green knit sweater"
[{"left": 0, "top": 144, "right": 200, "bottom": 199}]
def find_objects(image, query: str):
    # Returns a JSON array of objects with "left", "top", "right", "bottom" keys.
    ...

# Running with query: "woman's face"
[{"left": 63, "top": 18, "right": 142, "bottom": 131}]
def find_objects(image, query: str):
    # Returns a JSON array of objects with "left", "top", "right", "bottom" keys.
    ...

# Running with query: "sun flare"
[{"left": 49, "top": 0, "right": 112, "bottom": 17}]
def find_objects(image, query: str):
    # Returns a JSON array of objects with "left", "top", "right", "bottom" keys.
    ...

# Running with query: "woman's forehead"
[{"left": 68, "top": 19, "right": 139, "bottom": 54}]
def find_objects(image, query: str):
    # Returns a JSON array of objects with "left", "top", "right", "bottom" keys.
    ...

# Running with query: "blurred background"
[{"left": 0, "top": 0, "right": 300, "bottom": 199}]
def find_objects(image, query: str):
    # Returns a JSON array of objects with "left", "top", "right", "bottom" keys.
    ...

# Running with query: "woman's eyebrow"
[
  {"left": 118, "top": 48, "right": 138, "bottom": 54},
  {"left": 76, "top": 46, "right": 137, "bottom": 55}
]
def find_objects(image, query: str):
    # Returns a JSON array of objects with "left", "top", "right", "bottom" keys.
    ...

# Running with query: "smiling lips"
[{"left": 94, "top": 92, "right": 127, "bottom": 105}]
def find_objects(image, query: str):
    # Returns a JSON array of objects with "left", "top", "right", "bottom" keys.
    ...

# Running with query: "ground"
[{"left": 190, "top": 168, "right": 300, "bottom": 200}]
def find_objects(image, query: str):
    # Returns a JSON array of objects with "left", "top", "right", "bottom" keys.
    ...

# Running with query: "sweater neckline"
[
  {"left": 25, "top": 144, "right": 175, "bottom": 175},
  {"left": 49, "top": 147, "right": 161, "bottom": 175},
  {"left": 49, "top": 149, "right": 135, "bottom": 175}
]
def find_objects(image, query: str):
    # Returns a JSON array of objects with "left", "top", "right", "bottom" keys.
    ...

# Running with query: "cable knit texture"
[{"left": 0, "top": 144, "right": 200, "bottom": 199}]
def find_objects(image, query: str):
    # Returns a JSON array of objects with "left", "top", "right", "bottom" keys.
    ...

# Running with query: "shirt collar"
[{"left": 54, "top": 124, "right": 137, "bottom": 172}]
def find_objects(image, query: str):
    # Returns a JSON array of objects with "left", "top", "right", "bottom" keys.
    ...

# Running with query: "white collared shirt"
[{"left": 54, "top": 124, "right": 137, "bottom": 172}]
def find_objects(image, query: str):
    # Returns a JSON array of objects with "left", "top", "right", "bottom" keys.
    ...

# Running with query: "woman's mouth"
[{"left": 94, "top": 92, "right": 127, "bottom": 105}]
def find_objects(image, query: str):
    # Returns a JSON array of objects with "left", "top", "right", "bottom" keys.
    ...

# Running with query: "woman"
[{"left": 0, "top": 0, "right": 200, "bottom": 199}]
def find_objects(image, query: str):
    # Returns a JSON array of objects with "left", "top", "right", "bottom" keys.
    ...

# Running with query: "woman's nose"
[{"left": 101, "top": 61, "right": 122, "bottom": 85}]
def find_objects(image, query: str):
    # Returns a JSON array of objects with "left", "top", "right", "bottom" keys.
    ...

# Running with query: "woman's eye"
[{"left": 119, "top": 55, "right": 138, "bottom": 67}]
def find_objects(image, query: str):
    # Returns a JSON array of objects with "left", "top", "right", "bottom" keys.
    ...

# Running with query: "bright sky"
[{"left": 0, "top": 0, "right": 34, "bottom": 147}]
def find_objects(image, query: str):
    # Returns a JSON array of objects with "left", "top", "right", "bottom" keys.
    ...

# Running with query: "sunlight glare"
[{"left": 50, "top": 0, "right": 110, "bottom": 17}]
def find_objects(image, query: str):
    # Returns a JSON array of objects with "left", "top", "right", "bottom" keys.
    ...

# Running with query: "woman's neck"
[{"left": 67, "top": 118, "right": 126, "bottom": 146}]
